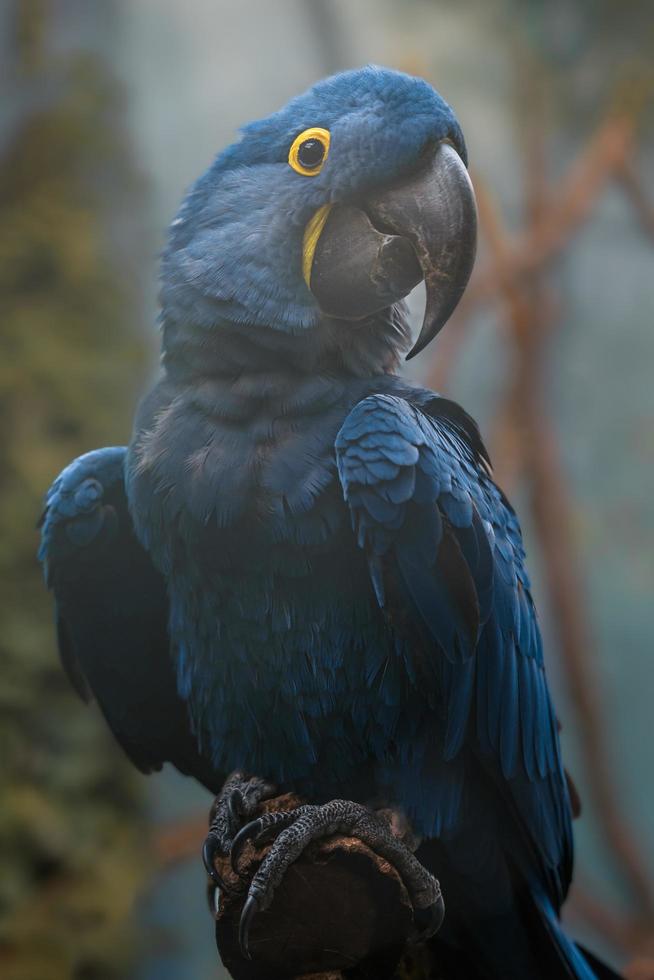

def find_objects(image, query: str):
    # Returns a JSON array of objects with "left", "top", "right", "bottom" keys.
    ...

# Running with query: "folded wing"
[
  {"left": 39, "top": 447, "right": 218, "bottom": 790},
  {"left": 336, "top": 393, "right": 573, "bottom": 908}
]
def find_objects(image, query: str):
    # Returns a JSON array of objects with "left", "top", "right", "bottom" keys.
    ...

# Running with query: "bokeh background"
[{"left": 1, "top": 1, "right": 653, "bottom": 978}]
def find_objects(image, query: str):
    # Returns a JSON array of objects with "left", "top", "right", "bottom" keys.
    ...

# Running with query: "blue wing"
[
  {"left": 336, "top": 393, "right": 573, "bottom": 906},
  {"left": 39, "top": 447, "right": 218, "bottom": 790}
]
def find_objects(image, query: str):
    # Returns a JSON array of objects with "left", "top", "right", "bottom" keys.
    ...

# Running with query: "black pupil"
[{"left": 298, "top": 138, "right": 324, "bottom": 169}]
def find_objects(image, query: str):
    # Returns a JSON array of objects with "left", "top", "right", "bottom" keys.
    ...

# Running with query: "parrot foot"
[
  {"left": 230, "top": 799, "right": 444, "bottom": 959},
  {"left": 203, "top": 771, "right": 276, "bottom": 892}
]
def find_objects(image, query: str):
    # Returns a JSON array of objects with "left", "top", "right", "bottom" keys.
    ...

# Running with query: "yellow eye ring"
[{"left": 288, "top": 127, "right": 330, "bottom": 176}]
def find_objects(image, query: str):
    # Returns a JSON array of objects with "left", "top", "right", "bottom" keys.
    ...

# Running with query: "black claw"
[
  {"left": 202, "top": 836, "right": 220, "bottom": 881},
  {"left": 409, "top": 892, "right": 445, "bottom": 944},
  {"left": 231, "top": 818, "right": 263, "bottom": 876},
  {"left": 238, "top": 894, "right": 259, "bottom": 959},
  {"left": 202, "top": 836, "right": 232, "bottom": 892},
  {"left": 206, "top": 881, "right": 220, "bottom": 917}
]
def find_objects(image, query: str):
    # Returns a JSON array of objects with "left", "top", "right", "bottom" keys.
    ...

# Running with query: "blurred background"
[{"left": 1, "top": 0, "right": 653, "bottom": 977}]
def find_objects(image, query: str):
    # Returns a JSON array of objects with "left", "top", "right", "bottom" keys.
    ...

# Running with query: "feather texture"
[{"left": 38, "top": 63, "right": 597, "bottom": 980}]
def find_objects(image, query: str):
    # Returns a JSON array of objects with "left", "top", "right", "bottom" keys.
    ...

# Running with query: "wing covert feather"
[
  {"left": 336, "top": 394, "right": 573, "bottom": 903},
  {"left": 39, "top": 448, "right": 217, "bottom": 790}
]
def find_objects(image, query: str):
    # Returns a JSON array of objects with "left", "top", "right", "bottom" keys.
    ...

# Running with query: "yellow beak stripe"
[{"left": 302, "top": 203, "right": 333, "bottom": 288}]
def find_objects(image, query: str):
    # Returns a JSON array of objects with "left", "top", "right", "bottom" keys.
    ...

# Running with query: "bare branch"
[{"left": 618, "top": 160, "right": 654, "bottom": 243}]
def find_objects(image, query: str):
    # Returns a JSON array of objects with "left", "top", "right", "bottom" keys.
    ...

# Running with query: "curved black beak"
[{"left": 306, "top": 142, "right": 477, "bottom": 360}]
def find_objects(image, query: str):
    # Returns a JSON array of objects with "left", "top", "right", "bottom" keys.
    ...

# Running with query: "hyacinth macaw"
[{"left": 40, "top": 66, "right": 617, "bottom": 979}]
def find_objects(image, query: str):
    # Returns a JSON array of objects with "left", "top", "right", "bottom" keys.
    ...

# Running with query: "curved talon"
[
  {"left": 230, "top": 818, "right": 264, "bottom": 876},
  {"left": 238, "top": 893, "right": 259, "bottom": 959},
  {"left": 202, "top": 836, "right": 232, "bottom": 892},
  {"left": 409, "top": 891, "right": 445, "bottom": 944},
  {"left": 206, "top": 881, "right": 221, "bottom": 916}
]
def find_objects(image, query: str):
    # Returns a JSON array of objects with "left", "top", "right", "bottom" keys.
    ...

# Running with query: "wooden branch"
[
  {"left": 208, "top": 793, "right": 426, "bottom": 980},
  {"left": 618, "top": 160, "right": 654, "bottom": 244},
  {"left": 426, "top": 107, "right": 640, "bottom": 396},
  {"left": 426, "top": 305, "right": 473, "bottom": 393},
  {"left": 469, "top": 112, "right": 636, "bottom": 305},
  {"left": 569, "top": 883, "right": 654, "bottom": 978},
  {"left": 624, "top": 957, "right": 654, "bottom": 980},
  {"left": 568, "top": 884, "right": 638, "bottom": 953}
]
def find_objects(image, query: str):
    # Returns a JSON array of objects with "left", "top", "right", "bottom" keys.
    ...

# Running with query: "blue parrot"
[{"left": 40, "top": 67, "right": 618, "bottom": 979}]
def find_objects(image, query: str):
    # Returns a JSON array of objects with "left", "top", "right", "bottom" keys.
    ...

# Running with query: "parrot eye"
[{"left": 289, "top": 127, "right": 330, "bottom": 176}]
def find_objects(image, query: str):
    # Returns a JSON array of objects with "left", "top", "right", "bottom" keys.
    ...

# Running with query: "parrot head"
[{"left": 161, "top": 65, "right": 476, "bottom": 363}]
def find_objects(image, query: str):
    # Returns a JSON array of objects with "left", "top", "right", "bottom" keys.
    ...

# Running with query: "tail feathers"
[
  {"left": 535, "top": 890, "right": 601, "bottom": 980},
  {"left": 456, "top": 887, "right": 609, "bottom": 980},
  {"left": 428, "top": 895, "right": 619, "bottom": 980},
  {"left": 430, "top": 900, "right": 594, "bottom": 980}
]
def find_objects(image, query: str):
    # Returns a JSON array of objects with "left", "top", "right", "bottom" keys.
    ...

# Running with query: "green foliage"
[{"left": 0, "top": 4, "right": 152, "bottom": 977}]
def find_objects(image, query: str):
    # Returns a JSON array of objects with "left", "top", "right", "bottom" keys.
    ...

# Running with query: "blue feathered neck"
[{"left": 160, "top": 304, "right": 413, "bottom": 383}]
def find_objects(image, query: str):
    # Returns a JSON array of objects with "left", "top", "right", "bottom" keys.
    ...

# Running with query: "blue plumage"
[{"left": 38, "top": 67, "right": 609, "bottom": 978}]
